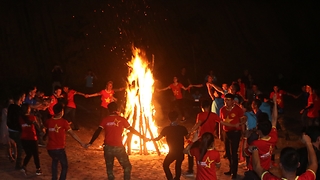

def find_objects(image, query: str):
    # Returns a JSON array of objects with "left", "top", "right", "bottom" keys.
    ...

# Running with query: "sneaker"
[
  {"left": 36, "top": 168, "right": 42, "bottom": 175},
  {"left": 38, "top": 143, "right": 46, "bottom": 147},
  {"left": 20, "top": 167, "right": 27, "bottom": 176}
]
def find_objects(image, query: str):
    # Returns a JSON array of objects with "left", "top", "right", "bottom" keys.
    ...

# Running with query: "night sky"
[{"left": 1, "top": 1, "right": 319, "bottom": 96}]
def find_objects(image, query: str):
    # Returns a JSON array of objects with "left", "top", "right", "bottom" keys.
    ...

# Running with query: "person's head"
[
  {"left": 237, "top": 78, "right": 242, "bottom": 83},
  {"left": 53, "top": 103, "right": 64, "bottom": 117},
  {"left": 256, "top": 117, "right": 272, "bottom": 136},
  {"left": 240, "top": 101, "right": 252, "bottom": 112},
  {"left": 251, "top": 99, "right": 262, "bottom": 110},
  {"left": 224, "top": 93, "right": 235, "bottom": 107},
  {"left": 279, "top": 147, "right": 300, "bottom": 173},
  {"left": 199, "top": 132, "right": 215, "bottom": 161},
  {"left": 222, "top": 83, "right": 228, "bottom": 91},
  {"left": 207, "top": 75, "right": 213, "bottom": 83},
  {"left": 173, "top": 76, "right": 178, "bottom": 83},
  {"left": 201, "top": 100, "right": 211, "bottom": 112},
  {"left": 13, "top": 91, "right": 26, "bottom": 105},
  {"left": 229, "top": 84, "right": 238, "bottom": 94},
  {"left": 168, "top": 111, "right": 179, "bottom": 122},
  {"left": 252, "top": 84, "right": 258, "bottom": 92},
  {"left": 54, "top": 86, "right": 62, "bottom": 96},
  {"left": 63, "top": 85, "right": 69, "bottom": 93},
  {"left": 257, "top": 94, "right": 268, "bottom": 102},
  {"left": 106, "top": 81, "right": 113, "bottom": 90},
  {"left": 306, "top": 85, "right": 312, "bottom": 94},
  {"left": 273, "top": 85, "right": 279, "bottom": 93},
  {"left": 213, "top": 90, "right": 221, "bottom": 98},
  {"left": 21, "top": 103, "right": 31, "bottom": 115},
  {"left": 107, "top": 102, "right": 118, "bottom": 113},
  {"left": 181, "top": 67, "right": 186, "bottom": 75}
]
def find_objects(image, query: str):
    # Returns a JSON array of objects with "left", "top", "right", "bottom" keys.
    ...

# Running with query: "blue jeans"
[{"left": 48, "top": 149, "right": 68, "bottom": 180}]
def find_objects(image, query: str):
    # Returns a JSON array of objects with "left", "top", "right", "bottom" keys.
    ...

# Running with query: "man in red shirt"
[
  {"left": 48, "top": 86, "right": 62, "bottom": 117},
  {"left": 45, "top": 103, "right": 85, "bottom": 180},
  {"left": 252, "top": 134, "right": 317, "bottom": 180},
  {"left": 220, "top": 93, "right": 245, "bottom": 179},
  {"left": 269, "top": 85, "right": 295, "bottom": 114},
  {"left": 243, "top": 94, "right": 279, "bottom": 180},
  {"left": 62, "top": 85, "right": 86, "bottom": 130},
  {"left": 300, "top": 85, "right": 319, "bottom": 127},
  {"left": 86, "top": 102, "right": 146, "bottom": 180},
  {"left": 158, "top": 76, "right": 190, "bottom": 122}
]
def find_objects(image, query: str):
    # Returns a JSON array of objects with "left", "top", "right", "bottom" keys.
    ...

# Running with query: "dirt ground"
[{"left": 0, "top": 96, "right": 306, "bottom": 180}]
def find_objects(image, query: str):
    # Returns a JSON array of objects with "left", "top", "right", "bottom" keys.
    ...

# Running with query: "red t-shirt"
[
  {"left": 66, "top": 89, "right": 76, "bottom": 108},
  {"left": 19, "top": 115, "right": 38, "bottom": 141},
  {"left": 169, "top": 83, "right": 183, "bottom": 100},
  {"left": 190, "top": 148, "right": 221, "bottom": 180},
  {"left": 261, "top": 169, "right": 315, "bottom": 180},
  {"left": 270, "top": 90, "right": 286, "bottom": 109},
  {"left": 99, "top": 114, "right": 131, "bottom": 147},
  {"left": 100, "top": 90, "right": 115, "bottom": 108},
  {"left": 307, "top": 94, "right": 319, "bottom": 118},
  {"left": 246, "top": 127, "right": 278, "bottom": 170},
  {"left": 197, "top": 112, "right": 221, "bottom": 137},
  {"left": 45, "top": 117, "right": 71, "bottom": 150},
  {"left": 220, "top": 105, "right": 244, "bottom": 132},
  {"left": 239, "top": 83, "right": 246, "bottom": 97},
  {"left": 48, "top": 95, "right": 58, "bottom": 115}
]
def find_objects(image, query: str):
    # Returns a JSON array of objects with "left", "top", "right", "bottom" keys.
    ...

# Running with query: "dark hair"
[
  {"left": 53, "top": 103, "right": 63, "bottom": 114},
  {"left": 198, "top": 132, "right": 215, "bottom": 162},
  {"left": 107, "top": 102, "right": 118, "bottom": 113},
  {"left": 257, "top": 118, "right": 272, "bottom": 136},
  {"left": 21, "top": 104, "right": 32, "bottom": 125},
  {"left": 280, "top": 147, "right": 299, "bottom": 172},
  {"left": 241, "top": 101, "right": 252, "bottom": 112},
  {"left": 201, "top": 100, "right": 211, "bottom": 109},
  {"left": 168, "top": 111, "right": 179, "bottom": 121},
  {"left": 257, "top": 94, "right": 268, "bottom": 101},
  {"left": 252, "top": 99, "right": 262, "bottom": 108},
  {"left": 305, "top": 126, "right": 320, "bottom": 143},
  {"left": 54, "top": 86, "right": 62, "bottom": 91},
  {"left": 224, "top": 93, "right": 235, "bottom": 99},
  {"left": 13, "top": 91, "right": 25, "bottom": 102},
  {"left": 257, "top": 112, "right": 269, "bottom": 123}
]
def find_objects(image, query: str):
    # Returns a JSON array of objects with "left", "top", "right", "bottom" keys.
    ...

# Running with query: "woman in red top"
[
  {"left": 19, "top": 104, "right": 42, "bottom": 175},
  {"left": 186, "top": 132, "right": 221, "bottom": 180}
]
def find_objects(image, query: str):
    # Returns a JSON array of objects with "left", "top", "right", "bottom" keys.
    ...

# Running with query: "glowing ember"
[{"left": 123, "top": 47, "right": 168, "bottom": 155}]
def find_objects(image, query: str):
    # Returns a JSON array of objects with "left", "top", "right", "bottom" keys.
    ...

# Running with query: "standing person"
[
  {"left": 300, "top": 85, "right": 319, "bottom": 127},
  {"left": 7, "top": 91, "right": 25, "bottom": 170},
  {"left": 152, "top": 111, "right": 188, "bottom": 180},
  {"left": 220, "top": 93, "right": 245, "bottom": 179},
  {"left": 85, "top": 102, "right": 146, "bottom": 180},
  {"left": 86, "top": 81, "right": 125, "bottom": 118},
  {"left": 269, "top": 85, "right": 295, "bottom": 114},
  {"left": 252, "top": 134, "right": 317, "bottom": 180},
  {"left": 157, "top": 76, "right": 190, "bottom": 122},
  {"left": 19, "top": 104, "right": 42, "bottom": 175},
  {"left": 51, "top": 64, "right": 63, "bottom": 93},
  {"left": 177, "top": 67, "right": 191, "bottom": 99},
  {"left": 0, "top": 99, "right": 17, "bottom": 162},
  {"left": 257, "top": 94, "right": 272, "bottom": 121},
  {"left": 187, "top": 100, "right": 231, "bottom": 176},
  {"left": 184, "top": 132, "right": 221, "bottom": 180},
  {"left": 48, "top": 86, "right": 63, "bottom": 118},
  {"left": 242, "top": 94, "right": 279, "bottom": 180},
  {"left": 247, "top": 84, "right": 262, "bottom": 102},
  {"left": 237, "top": 78, "right": 246, "bottom": 99},
  {"left": 45, "top": 103, "right": 85, "bottom": 180},
  {"left": 84, "top": 69, "right": 98, "bottom": 94},
  {"left": 62, "top": 85, "right": 86, "bottom": 130}
]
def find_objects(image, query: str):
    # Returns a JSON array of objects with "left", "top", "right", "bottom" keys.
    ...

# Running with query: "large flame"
[{"left": 123, "top": 48, "right": 168, "bottom": 154}]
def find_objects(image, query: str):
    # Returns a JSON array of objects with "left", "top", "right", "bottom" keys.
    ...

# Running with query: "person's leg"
[
  {"left": 176, "top": 99, "right": 185, "bottom": 120},
  {"left": 163, "top": 153, "right": 175, "bottom": 180},
  {"left": 70, "top": 108, "right": 78, "bottom": 129},
  {"left": 10, "top": 132, "right": 24, "bottom": 169},
  {"left": 104, "top": 145, "right": 116, "bottom": 180},
  {"left": 230, "top": 131, "right": 241, "bottom": 177},
  {"left": 21, "top": 140, "right": 32, "bottom": 168},
  {"left": 174, "top": 153, "right": 184, "bottom": 180},
  {"left": 59, "top": 149, "right": 68, "bottom": 180},
  {"left": 48, "top": 150, "right": 59, "bottom": 180},
  {"left": 114, "top": 146, "right": 132, "bottom": 180},
  {"left": 187, "top": 154, "right": 194, "bottom": 173},
  {"left": 224, "top": 132, "right": 232, "bottom": 173},
  {"left": 30, "top": 141, "right": 41, "bottom": 169}
]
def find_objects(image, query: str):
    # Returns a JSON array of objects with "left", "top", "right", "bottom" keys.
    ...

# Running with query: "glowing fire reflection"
[{"left": 123, "top": 48, "right": 168, "bottom": 155}]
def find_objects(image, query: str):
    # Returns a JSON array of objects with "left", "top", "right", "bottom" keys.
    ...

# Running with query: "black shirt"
[
  {"left": 160, "top": 124, "right": 188, "bottom": 154},
  {"left": 7, "top": 104, "right": 22, "bottom": 132}
]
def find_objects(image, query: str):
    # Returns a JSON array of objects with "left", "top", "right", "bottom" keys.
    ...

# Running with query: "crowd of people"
[{"left": 0, "top": 66, "right": 320, "bottom": 180}]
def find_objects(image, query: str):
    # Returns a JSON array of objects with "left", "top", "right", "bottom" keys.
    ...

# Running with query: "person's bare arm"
[
  {"left": 87, "top": 92, "right": 101, "bottom": 98},
  {"left": 157, "top": 86, "right": 171, "bottom": 92},
  {"left": 114, "top": 87, "right": 125, "bottom": 92},
  {"left": 68, "top": 129, "right": 85, "bottom": 147},
  {"left": 207, "top": 83, "right": 224, "bottom": 94},
  {"left": 251, "top": 146, "right": 266, "bottom": 177},
  {"left": 302, "top": 134, "right": 318, "bottom": 173}
]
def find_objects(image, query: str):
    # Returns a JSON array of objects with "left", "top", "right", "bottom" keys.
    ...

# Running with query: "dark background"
[{"left": 1, "top": 0, "right": 319, "bottom": 98}]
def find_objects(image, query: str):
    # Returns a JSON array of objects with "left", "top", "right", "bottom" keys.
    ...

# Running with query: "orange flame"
[{"left": 123, "top": 48, "right": 168, "bottom": 154}]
